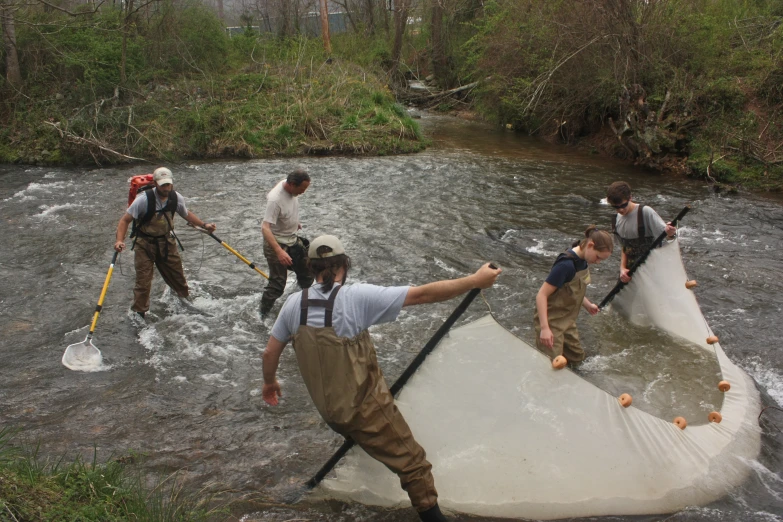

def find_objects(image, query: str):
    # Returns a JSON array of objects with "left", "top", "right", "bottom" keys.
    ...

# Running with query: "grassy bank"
[
  {"left": 0, "top": 427, "right": 225, "bottom": 521},
  {"left": 0, "top": 5, "right": 423, "bottom": 166}
]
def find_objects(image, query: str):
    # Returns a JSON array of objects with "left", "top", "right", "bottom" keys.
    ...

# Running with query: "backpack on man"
[{"left": 127, "top": 174, "right": 181, "bottom": 250}]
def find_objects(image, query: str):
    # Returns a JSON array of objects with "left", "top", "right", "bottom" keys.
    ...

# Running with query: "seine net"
[{"left": 320, "top": 240, "right": 761, "bottom": 519}]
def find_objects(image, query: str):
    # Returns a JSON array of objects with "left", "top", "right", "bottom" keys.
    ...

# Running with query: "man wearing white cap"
[
  {"left": 262, "top": 235, "right": 501, "bottom": 521},
  {"left": 114, "top": 167, "right": 215, "bottom": 318}
]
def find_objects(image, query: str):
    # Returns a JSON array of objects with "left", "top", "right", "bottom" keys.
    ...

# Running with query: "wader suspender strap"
[
  {"left": 553, "top": 250, "right": 579, "bottom": 269},
  {"left": 162, "top": 212, "right": 185, "bottom": 253},
  {"left": 636, "top": 204, "right": 646, "bottom": 239},
  {"left": 300, "top": 285, "right": 342, "bottom": 327},
  {"left": 611, "top": 204, "right": 647, "bottom": 241},
  {"left": 131, "top": 190, "right": 180, "bottom": 250}
]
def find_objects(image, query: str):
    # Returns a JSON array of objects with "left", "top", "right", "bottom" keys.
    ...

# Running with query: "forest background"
[{"left": 1, "top": 0, "right": 782, "bottom": 191}]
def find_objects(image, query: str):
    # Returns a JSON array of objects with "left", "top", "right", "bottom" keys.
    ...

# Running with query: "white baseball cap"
[
  {"left": 308, "top": 235, "right": 345, "bottom": 259},
  {"left": 153, "top": 167, "right": 174, "bottom": 185}
]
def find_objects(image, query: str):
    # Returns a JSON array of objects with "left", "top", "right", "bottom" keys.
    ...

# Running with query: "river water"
[{"left": 1, "top": 115, "right": 781, "bottom": 521}]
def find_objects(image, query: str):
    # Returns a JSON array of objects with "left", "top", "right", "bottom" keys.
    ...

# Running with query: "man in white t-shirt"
[
  {"left": 114, "top": 167, "right": 215, "bottom": 317},
  {"left": 260, "top": 169, "right": 313, "bottom": 317},
  {"left": 262, "top": 235, "right": 501, "bottom": 521}
]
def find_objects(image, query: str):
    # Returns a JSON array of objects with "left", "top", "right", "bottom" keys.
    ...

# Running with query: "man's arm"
[
  {"left": 262, "top": 335, "right": 287, "bottom": 405},
  {"left": 114, "top": 213, "right": 134, "bottom": 252},
  {"left": 646, "top": 206, "right": 676, "bottom": 239},
  {"left": 262, "top": 221, "right": 292, "bottom": 266},
  {"left": 184, "top": 211, "right": 216, "bottom": 232},
  {"left": 403, "top": 263, "right": 501, "bottom": 307}
]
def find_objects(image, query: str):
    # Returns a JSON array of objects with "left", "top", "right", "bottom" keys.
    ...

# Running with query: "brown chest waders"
[
  {"left": 131, "top": 211, "right": 188, "bottom": 313},
  {"left": 291, "top": 286, "right": 438, "bottom": 512},
  {"left": 534, "top": 258, "right": 590, "bottom": 363}
]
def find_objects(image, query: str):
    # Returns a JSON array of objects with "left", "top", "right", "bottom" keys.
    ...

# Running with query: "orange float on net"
[
  {"left": 708, "top": 411, "right": 723, "bottom": 423},
  {"left": 552, "top": 356, "right": 568, "bottom": 370},
  {"left": 619, "top": 394, "right": 633, "bottom": 408},
  {"left": 718, "top": 380, "right": 731, "bottom": 392},
  {"left": 685, "top": 280, "right": 698, "bottom": 289},
  {"left": 673, "top": 417, "right": 687, "bottom": 430},
  {"left": 706, "top": 335, "right": 719, "bottom": 345}
]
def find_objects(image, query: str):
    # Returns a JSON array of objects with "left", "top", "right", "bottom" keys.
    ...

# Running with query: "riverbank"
[
  {"left": 0, "top": 427, "right": 224, "bottom": 521},
  {"left": 1, "top": 2, "right": 780, "bottom": 193},
  {"left": 0, "top": 62, "right": 424, "bottom": 167},
  {"left": 4, "top": 67, "right": 780, "bottom": 193}
]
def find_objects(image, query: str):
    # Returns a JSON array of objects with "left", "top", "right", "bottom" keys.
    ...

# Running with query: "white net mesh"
[
  {"left": 320, "top": 240, "right": 762, "bottom": 518},
  {"left": 62, "top": 339, "right": 104, "bottom": 372}
]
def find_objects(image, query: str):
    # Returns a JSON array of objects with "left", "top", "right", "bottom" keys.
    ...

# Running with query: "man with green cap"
[{"left": 261, "top": 234, "right": 501, "bottom": 521}]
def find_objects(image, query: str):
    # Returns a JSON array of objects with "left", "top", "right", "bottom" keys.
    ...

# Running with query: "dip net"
[{"left": 320, "top": 239, "right": 761, "bottom": 519}]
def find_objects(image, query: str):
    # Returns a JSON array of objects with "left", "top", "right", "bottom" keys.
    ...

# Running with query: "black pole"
[
  {"left": 205, "top": 232, "right": 223, "bottom": 244},
  {"left": 305, "top": 265, "right": 496, "bottom": 489},
  {"left": 598, "top": 206, "right": 690, "bottom": 309}
]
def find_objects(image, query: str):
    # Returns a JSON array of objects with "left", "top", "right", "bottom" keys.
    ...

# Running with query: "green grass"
[{"left": 0, "top": 426, "right": 228, "bottom": 522}]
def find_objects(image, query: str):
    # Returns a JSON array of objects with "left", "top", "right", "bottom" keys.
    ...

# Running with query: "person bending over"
[
  {"left": 262, "top": 235, "right": 501, "bottom": 521},
  {"left": 535, "top": 226, "right": 613, "bottom": 364}
]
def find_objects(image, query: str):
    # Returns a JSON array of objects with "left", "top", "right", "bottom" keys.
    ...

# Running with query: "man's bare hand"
[
  {"left": 277, "top": 249, "right": 293, "bottom": 266},
  {"left": 473, "top": 262, "right": 502, "bottom": 289},
  {"left": 263, "top": 381, "right": 282, "bottom": 405}
]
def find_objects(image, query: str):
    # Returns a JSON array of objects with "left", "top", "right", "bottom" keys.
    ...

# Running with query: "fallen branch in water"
[
  {"left": 423, "top": 80, "right": 479, "bottom": 99},
  {"left": 399, "top": 79, "right": 484, "bottom": 109}
]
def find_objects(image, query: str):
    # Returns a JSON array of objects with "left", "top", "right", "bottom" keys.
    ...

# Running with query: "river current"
[{"left": 1, "top": 115, "right": 781, "bottom": 521}]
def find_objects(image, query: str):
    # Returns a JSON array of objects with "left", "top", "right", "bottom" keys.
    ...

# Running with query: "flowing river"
[{"left": 1, "top": 115, "right": 781, "bottom": 521}]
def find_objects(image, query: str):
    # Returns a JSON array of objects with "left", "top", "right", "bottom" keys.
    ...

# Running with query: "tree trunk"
[
  {"left": 430, "top": 0, "right": 451, "bottom": 87},
  {"left": 391, "top": 0, "right": 410, "bottom": 65},
  {"left": 120, "top": 0, "right": 135, "bottom": 85},
  {"left": 217, "top": 0, "right": 224, "bottom": 21},
  {"left": 1, "top": 0, "right": 23, "bottom": 89},
  {"left": 381, "top": 0, "right": 390, "bottom": 35},
  {"left": 273, "top": 0, "right": 289, "bottom": 37},
  {"left": 364, "top": 0, "right": 375, "bottom": 35},
  {"left": 320, "top": 0, "right": 332, "bottom": 54}
]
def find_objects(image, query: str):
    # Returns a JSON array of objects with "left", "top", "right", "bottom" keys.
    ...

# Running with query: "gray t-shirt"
[
  {"left": 263, "top": 180, "right": 300, "bottom": 245},
  {"left": 126, "top": 188, "right": 188, "bottom": 220},
  {"left": 614, "top": 204, "right": 666, "bottom": 240},
  {"left": 270, "top": 283, "right": 409, "bottom": 342}
]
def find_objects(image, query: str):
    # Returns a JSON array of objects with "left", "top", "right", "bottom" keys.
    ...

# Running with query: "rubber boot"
[
  {"left": 419, "top": 503, "right": 448, "bottom": 522},
  {"left": 260, "top": 300, "right": 274, "bottom": 319}
]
